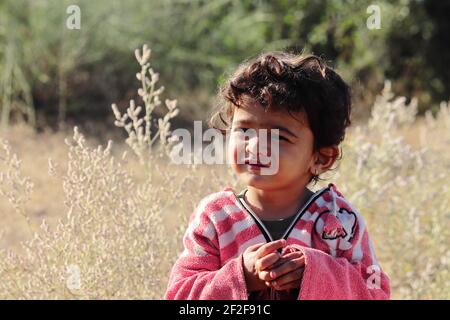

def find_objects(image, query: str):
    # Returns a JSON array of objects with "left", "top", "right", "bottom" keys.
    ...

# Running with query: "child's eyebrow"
[{"left": 233, "top": 120, "right": 298, "bottom": 138}]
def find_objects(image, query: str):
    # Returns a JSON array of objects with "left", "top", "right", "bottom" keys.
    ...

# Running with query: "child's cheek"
[
  {"left": 278, "top": 148, "right": 302, "bottom": 173},
  {"left": 227, "top": 133, "right": 244, "bottom": 166}
]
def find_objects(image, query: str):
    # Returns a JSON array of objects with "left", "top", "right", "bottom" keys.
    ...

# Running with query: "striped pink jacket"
[{"left": 165, "top": 183, "right": 390, "bottom": 300}]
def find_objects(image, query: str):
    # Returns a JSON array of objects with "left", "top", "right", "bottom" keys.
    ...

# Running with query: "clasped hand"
[{"left": 243, "top": 239, "right": 305, "bottom": 292}]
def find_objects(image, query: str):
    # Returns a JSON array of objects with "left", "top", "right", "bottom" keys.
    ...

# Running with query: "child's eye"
[
  {"left": 234, "top": 127, "right": 250, "bottom": 133},
  {"left": 271, "top": 134, "right": 290, "bottom": 143}
]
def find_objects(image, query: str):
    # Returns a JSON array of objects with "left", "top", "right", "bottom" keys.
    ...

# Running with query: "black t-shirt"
[
  {"left": 261, "top": 215, "right": 297, "bottom": 240},
  {"left": 236, "top": 188, "right": 309, "bottom": 240}
]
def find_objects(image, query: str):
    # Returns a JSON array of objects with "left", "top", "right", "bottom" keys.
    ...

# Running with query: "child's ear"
[{"left": 311, "top": 146, "right": 339, "bottom": 175}]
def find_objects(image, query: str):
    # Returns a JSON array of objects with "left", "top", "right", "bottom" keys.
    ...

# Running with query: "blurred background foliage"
[{"left": 0, "top": 0, "right": 449, "bottom": 133}]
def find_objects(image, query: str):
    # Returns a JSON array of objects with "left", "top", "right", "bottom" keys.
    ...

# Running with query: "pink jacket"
[{"left": 165, "top": 183, "right": 390, "bottom": 300}]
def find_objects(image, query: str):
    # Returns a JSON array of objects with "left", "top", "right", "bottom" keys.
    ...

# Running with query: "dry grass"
[{"left": 0, "top": 46, "right": 448, "bottom": 299}]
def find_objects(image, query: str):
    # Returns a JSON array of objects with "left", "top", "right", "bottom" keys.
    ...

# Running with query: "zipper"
[
  {"left": 280, "top": 186, "right": 330, "bottom": 239},
  {"left": 234, "top": 185, "right": 332, "bottom": 300},
  {"left": 235, "top": 186, "right": 330, "bottom": 241},
  {"left": 236, "top": 192, "right": 274, "bottom": 242}
]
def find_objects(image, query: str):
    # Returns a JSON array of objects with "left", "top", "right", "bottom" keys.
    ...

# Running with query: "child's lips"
[{"left": 244, "top": 159, "right": 270, "bottom": 168}]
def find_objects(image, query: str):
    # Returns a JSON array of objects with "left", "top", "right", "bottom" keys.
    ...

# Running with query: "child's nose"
[{"left": 245, "top": 134, "right": 271, "bottom": 157}]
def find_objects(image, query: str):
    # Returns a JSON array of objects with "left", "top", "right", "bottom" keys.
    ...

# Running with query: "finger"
[
  {"left": 273, "top": 279, "right": 301, "bottom": 291},
  {"left": 268, "top": 255, "right": 305, "bottom": 279},
  {"left": 268, "top": 257, "right": 287, "bottom": 270},
  {"left": 281, "top": 251, "right": 304, "bottom": 262},
  {"left": 269, "top": 251, "right": 303, "bottom": 270},
  {"left": 255, "top": 239, "right": 286, "bottom": 259},
  {"left": 258, "top": 252, "right": 296, "bottom": 282},
  {"left": 259, "top": 270, "right": 273, "bottom": 282},
  {"left": 245, "top": 242, "right": 266, "bottom": 253},
  {"left": 255, "top": 252, "right": 280, "bottom": 272},
  {"left": 271, "top": 267, "right": 304, "bottom": 288}
]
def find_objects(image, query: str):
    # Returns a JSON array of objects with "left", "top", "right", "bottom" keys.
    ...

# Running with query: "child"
[{"left": 165, "top": 52, "right": 390, "bottom": 300}]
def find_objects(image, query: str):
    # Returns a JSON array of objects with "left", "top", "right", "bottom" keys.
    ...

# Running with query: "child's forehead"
[{"left": 232, "top": 102, "right": 309, "bottom": 129}]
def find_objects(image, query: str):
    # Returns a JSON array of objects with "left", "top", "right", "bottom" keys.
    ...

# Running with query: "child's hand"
[
  {"left": 242, "top": 239, "right": 286, "bottom": 292},
  {"left": 261, "top": 250, "right": 305, "bottom": 291}
]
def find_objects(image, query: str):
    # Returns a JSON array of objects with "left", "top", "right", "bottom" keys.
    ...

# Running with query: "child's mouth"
[{"left": 244, "top": 159, "right": 270, "bottom": 169}]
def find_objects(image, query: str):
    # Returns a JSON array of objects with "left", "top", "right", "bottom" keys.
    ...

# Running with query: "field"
[{"left": 0, "top": 46, "right": 449, "bottom": 299}]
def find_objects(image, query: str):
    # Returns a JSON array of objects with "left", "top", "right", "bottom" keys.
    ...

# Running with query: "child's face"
[{"left": 228, "top": 100, "right": 316, "bottom": 191}]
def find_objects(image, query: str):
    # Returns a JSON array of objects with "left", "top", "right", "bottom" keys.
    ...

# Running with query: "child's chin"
[{"left": 239, "top": 172, "right": 276, "bottom": 189}]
